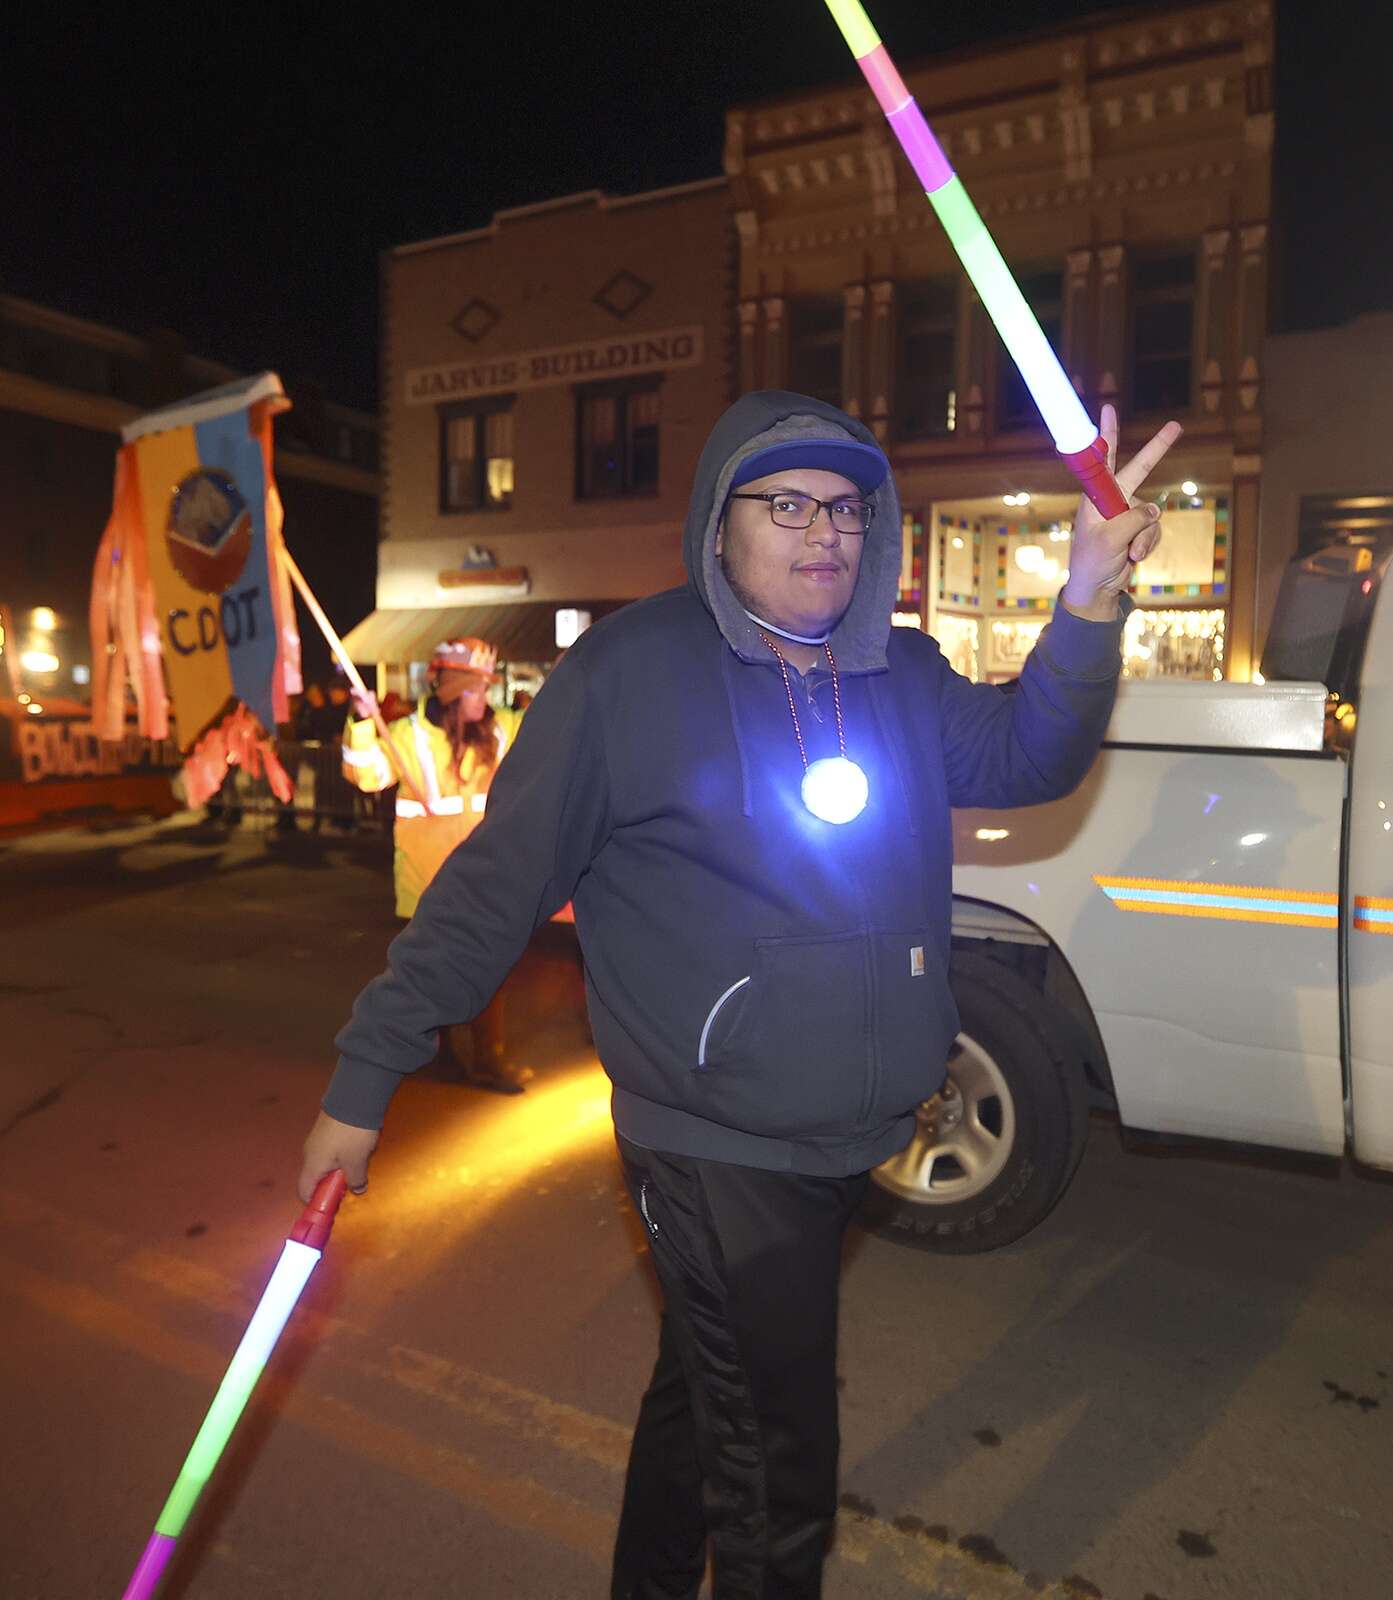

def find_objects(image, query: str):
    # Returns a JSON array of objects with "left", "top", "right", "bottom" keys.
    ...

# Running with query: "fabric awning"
[{"left": 339, "top": 599, "right": 630, "bottom": 665}]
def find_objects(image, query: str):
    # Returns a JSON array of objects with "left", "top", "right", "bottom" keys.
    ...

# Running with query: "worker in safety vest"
[{"left": 343, "top": 636, "right": 529, "bottom": 1093}]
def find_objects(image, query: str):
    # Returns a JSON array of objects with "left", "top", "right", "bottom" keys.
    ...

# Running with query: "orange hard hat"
[{"left": 428, "top": 636, "right": 498, "bottom": 678}]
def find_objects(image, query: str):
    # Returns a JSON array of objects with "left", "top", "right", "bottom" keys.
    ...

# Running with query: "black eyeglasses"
[{"left": 728, "top": 490, "right": 873, "bottom": 535}]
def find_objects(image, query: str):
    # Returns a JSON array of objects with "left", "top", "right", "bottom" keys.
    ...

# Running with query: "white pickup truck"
[{"left": 861, "top": 537, "right": 1393, "bottom": 1253}]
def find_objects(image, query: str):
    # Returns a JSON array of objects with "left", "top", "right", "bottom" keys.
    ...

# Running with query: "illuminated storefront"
[{"left": 911, "top": 481, "right": 1230, "bottom": 683}]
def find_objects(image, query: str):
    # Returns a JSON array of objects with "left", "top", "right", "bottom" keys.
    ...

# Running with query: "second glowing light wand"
[
  {"left": 119, "top": 1172, "right": 348, "bottom": 1600},
  {"left": 822, "top": 0, "right": 1130, "bottom": 519}
]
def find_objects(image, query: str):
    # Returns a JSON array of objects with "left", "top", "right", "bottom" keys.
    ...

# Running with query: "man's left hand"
[{"left": 1060, "top": 405, "right": 1183, "bottom": 622}]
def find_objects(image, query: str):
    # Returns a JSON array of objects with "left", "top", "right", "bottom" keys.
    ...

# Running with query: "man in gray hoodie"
[{"left": 300, "top": 389, "right": 1178, "bottom": 1598}]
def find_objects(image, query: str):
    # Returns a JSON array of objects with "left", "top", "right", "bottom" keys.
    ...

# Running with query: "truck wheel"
[{"left": 857, "top": 951, "right": 1089, "bottom": 1255}]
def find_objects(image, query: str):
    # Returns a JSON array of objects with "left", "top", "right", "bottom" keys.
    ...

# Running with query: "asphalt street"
[{"left": 2, "top": 814, "right": 1391, "bottom": 1599}]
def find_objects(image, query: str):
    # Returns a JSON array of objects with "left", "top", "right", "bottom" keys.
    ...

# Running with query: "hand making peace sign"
[{"left": 1059, "top": 404, "right": 1184, "bottom": 622}]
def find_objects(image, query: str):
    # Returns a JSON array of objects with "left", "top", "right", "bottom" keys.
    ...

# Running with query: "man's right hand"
[
  {"left": 299, "top": 1109, "right": 379, "bottom": 1203},
  {"left": 349, "top": 686, "right": 378, "bottom": 721}
]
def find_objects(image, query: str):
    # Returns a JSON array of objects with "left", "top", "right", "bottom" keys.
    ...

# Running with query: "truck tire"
[{"left": 857, "top": 950, "right": 1089, "bottom": 1254}]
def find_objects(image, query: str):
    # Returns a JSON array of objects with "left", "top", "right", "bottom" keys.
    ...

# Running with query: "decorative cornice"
[{"left": 754, "top": 155, "right": 1247, "bottom": 253}]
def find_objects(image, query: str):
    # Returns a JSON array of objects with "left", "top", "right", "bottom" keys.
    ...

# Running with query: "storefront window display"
[
  {"left": 989, "top": 618, "right": 1047, "bottom": 680},
  {"left": 936, "top": 615, "right": 981, "bottom": 682},
  {"left": 930, "top": 488, "right": 1231, "bottom": 683},
  {"left": 937, "top": 513, "right": 981, "bottom": 608},
  {"left": 1132, "top": 493, "right": 1228, "bottom": 600},
  {"left": 997, "top": 521, "right": 1074, "bottom": 611},
  {"left": 1122, "top": 607, "right": 1226, "bottom": 680}
]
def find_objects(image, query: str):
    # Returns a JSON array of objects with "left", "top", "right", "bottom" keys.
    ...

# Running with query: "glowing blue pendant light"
[
  {"left": 756, "top": 631, "right": 868, "bottom": 824},
  {"left": 802, "top": 755, "right": 869, "bottom": 824}
]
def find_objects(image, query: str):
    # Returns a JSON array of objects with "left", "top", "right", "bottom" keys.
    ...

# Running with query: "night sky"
[{"left": 1, "top": 1, "right": 1383, "bottom": 411}]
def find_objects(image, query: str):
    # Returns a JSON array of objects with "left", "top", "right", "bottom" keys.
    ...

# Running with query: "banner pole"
[{"left": 279, "top": 549, "right": 432, "bottom": 812}]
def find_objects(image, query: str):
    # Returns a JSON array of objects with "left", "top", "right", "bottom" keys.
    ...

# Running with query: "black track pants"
[{"left": 612, "top": 1136, "right": 869, "bottom": 1600}]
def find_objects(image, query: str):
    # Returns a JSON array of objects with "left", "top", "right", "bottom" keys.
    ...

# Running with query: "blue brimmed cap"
[{"left": 730, "top": 437, "right": 889, "bottom": 495}]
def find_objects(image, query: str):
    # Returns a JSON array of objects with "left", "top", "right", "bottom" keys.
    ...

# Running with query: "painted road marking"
[
  {"left": 3, "top": 1255, "right": 610, "bottom": 1563},
  {"left": 2, "top": 1239, "right": 1120, "bottom": 1599}
]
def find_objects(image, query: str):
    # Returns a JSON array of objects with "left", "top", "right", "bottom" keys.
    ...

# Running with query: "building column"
[
  {"left": 738, "top": 299, "right": 761, "bottom": 394},
  {"left": 761, "top": 296, "right": 788, "bottom": 391},
  {"left": 1235, "top": 224, "right": 1268, "bottom": 418},
  {"left": 1228, "top": 450, "right": 1262, "bottom": 680},
  {"left": 1063, "top": 248, "right": 1094, "bottom": 399},
  {"left": 922, "top": 504, "right": 938, "bottom": 638},
  {"left": 841, "top": 284, "right": 867, "bottom": 419},
  {"left": 1196, "top": 229, "right": 1233, "bottom": 419},
  {"left": 862, "top": 123, "right": 898, "bottom": 219},
  {"left": 1096, "top": 245, "right": 1126, "bottom": 411},
  {"left": 866, "top": 280, "right": 894, "bottom": 442},
  {"left": 959, "top": 278, "right": 992, "bottom": 439}
]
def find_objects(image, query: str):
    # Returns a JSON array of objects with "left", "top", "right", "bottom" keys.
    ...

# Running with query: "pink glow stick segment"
[
  {"left": 822, "top": 0, "right": 1130, "bottom": 518},
  {"left": 859, "top": 43, "right": 910, "bottom": 113},
  {"left": 121, "top": 1533, "right": 177, "bottom": 1600},
  {"left": 885, "top": 101, "right": 953, "bottom": 194}
]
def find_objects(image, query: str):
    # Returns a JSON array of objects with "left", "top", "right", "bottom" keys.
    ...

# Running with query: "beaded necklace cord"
[{"left": 757, "top": 632, "right": 847, "bottom": 769}]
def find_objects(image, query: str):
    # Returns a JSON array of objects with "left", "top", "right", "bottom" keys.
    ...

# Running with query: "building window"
[
  {"left": 897, "top": 279, "right": 957, "bottom": 439},
  {"left": 439, "top": 400, "right": 514, "bottom": 512},
  {"left": 788, "top": 297, "right": 843, "bottom": 407},
  {"left": 1131, "top": 250, "right": 1196, "bottom": 415},
  {"left": 576, "top": 379, "right": 661, "bottom": 498},
  {"left": 995, "top": 267, "right": 1062, "bottom": 431}
]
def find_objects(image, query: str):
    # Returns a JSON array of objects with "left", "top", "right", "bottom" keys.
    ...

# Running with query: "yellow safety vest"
[{"left": 343, "top": 699, "right": 521, "bottom": 918}]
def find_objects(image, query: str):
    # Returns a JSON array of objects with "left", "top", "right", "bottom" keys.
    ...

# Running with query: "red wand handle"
[
  {"left": 1059, "top": 435, "right": 1131, "bottom": 520},
  {"left": 290, "top": 1170, "right": 348, "bottom": 1251}
]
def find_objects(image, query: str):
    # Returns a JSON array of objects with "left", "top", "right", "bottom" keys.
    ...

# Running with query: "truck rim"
[{"left": 872, "top": 1034, "right": 1016, "bottom": 1205}]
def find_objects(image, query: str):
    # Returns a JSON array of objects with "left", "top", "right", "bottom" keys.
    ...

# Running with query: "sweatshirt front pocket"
[
  {"left": 694, "top": 931, "right": 870, "bottom": 1138},
  {"left": 868, "top": 930, "right": 958, "bottom": 1115}
]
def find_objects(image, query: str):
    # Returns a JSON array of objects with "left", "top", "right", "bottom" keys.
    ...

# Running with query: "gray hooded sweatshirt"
[{"left": 325, "top": 390, "right": 1127, "bottom": 1176}]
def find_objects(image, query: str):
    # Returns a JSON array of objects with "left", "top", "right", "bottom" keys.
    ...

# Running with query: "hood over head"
[{"left": 682, "top": 390, "right": 903, "bottom": 673}]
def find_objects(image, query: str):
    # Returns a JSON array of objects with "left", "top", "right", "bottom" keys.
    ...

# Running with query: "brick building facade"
[
  {"left": 725, "top": 0, "right": 1272, "bottom": 681},
  {"left": 352, "top": 179, "right": 732, "bottom": 691}
]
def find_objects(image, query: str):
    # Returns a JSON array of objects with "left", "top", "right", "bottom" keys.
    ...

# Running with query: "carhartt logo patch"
[{"left": 910, "top": 946, "right": 925, "bottom": 977}]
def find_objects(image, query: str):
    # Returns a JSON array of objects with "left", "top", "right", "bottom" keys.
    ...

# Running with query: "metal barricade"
[{"left": 207, "top": 740, "right": 390, "bottom": 836}]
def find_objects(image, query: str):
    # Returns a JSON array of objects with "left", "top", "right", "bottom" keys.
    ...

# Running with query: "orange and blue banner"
[{"left": 91, "top": 375, "right": 301, "bottom": 762}]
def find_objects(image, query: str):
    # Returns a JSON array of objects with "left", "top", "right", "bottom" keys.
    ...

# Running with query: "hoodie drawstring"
[{"left": 720, "top": 643, "right": 756, "bottom": 818}]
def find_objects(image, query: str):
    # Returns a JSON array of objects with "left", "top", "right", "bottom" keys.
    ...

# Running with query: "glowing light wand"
[
  {"left": 120, "top": 1171, "right": 348, "bottom": 1599},
  {"left": 822, "top": 0, "right": 1129, "bottom": 519}
]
